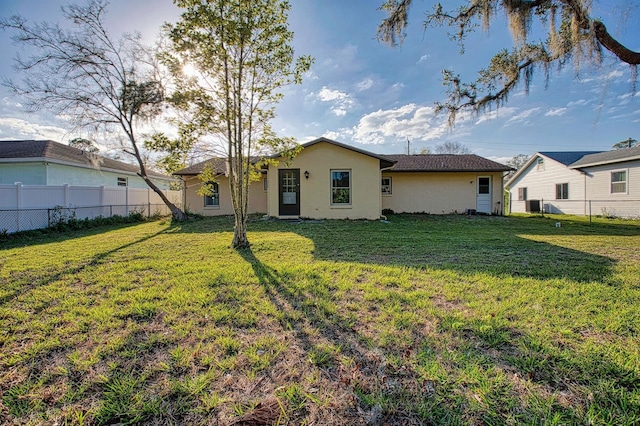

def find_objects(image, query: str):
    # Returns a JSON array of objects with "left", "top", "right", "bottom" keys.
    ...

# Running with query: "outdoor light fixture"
[{"left": 304, "top": 170, "right": 310, "bottom": 179}]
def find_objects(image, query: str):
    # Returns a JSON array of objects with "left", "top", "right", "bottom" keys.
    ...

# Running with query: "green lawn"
[{"left": 1, "top": 214, "right": 639, "bottom": 425}]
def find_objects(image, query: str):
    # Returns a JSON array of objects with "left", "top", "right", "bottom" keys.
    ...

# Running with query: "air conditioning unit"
[{"left": 525, "top": 199, "right": 541, "bottom": 213}]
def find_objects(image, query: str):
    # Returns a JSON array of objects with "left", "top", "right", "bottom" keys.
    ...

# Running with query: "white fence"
[{"left": 0, "top": 183, "right": 182, "bottom": 233}]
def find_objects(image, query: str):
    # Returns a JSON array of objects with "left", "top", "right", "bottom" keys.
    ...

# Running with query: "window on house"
[
  {"left": 331, "top": 170, "right": 351, "bottom": 205},
  {"left": 611, "top": 171, "right": 627, "bottom": 193},
  {"left": 263, "top": 177, "right": 268, "bottom": 191},
  {"left": 518, "top": 187, "right": 527, "bottom": 201},
  {"left": 555, "top": 183, "right": 569, "bottom": 199},
  {"left": 117, "top": 177, "right": 128, "bottom": 187},
  {"left": 204, "top": 182, "right": 220, "bottom": 207},
  {"left": 536, "top": 158, "right": 545, "bottom": 171},
  {"left": 381, "top": 177, "right": 392, "bottom": 195}
]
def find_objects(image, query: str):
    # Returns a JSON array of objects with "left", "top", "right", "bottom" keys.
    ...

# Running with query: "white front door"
[{"left": 476, "top": 176, "right": 492, "bottom": 214}]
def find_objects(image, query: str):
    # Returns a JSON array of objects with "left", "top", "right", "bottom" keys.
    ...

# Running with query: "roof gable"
[
  {"left": 301, "top": 137, "right": 397, "bottom": 169},
  {"left": 539, "top": 151, "right": 602, "bottom": 166},
  {"left": 0, "top": 139, "right": 171, "bottom": 179}
]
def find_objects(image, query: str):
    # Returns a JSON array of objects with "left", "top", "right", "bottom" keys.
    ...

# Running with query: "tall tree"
[
  {"left": 505, "top": 153, "right": 530, "bottom": 179},
  {"left": 433, "top": 140, "right": 471, "bottom": 154},
  {"left": 612, "top": 138, "right": 637, "bottom": 150},
  {"left": 1, "top": 0, "right": 187, "bottom": 220},
  {"left": 164, "top": 0, "right": 312, "bottom": 248},
  {"left": 378, "top": 1, "right": 640, "bottom": 124}
]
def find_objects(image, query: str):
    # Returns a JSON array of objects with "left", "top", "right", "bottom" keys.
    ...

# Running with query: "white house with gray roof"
[
  {"left": 0, "top": 140, "right": 174, "bottom": 189},
  {"left": 506, "top": 146, "right": 640, "bottom": 218}
]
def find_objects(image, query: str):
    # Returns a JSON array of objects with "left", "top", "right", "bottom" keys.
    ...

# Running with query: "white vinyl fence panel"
[{"left": 0, "top": 183, "right": 182, "bottom": 233}]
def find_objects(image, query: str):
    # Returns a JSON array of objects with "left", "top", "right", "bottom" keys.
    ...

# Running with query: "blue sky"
[{"left": 1, "top": 0, "right": 639, "bottom": 162}]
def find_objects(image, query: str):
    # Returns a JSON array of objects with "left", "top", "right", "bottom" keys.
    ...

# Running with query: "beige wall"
[
  {"left": 183, "top": 175, "right": 267, "bottom": 216},
  {"left": 267, "top": 142, "right": 382, "bottom": 219},
  {"left": 382, "top": 171, "right": 505, "bottom": 215}
]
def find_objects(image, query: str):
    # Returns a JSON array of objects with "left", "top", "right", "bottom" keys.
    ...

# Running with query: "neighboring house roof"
[
  {"left": 385, "top": 154, "right": 512, "bottom": 173},
  {"left": 539, "top": 151, "right": 603, "bottom": 166},
  {"left": 569, "top": 145, "right": 640, "bottom": 168},
  {"left": 506, "top": 151, "right": 600, "bottom": 187},
  {"left": 0, "top": 139, "right": 171, "bottom": 180}
]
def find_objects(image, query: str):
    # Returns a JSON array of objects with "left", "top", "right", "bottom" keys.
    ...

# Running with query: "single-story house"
[
  {"left": 174, "top": 137, "right": 511, "bottom": 219},
  {"left": 0, "top": 139, "right": 174, "bottom": 190},
  {"left": 506, "top": 146, "right": 640, "bottom": 218}
]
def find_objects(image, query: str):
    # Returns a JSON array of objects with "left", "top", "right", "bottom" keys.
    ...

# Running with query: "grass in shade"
[{"left": 0, "top": 213, "right": 639, "bottom": 425}]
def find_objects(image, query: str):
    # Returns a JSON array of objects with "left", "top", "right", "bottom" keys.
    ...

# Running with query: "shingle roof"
[
  {"left": 569, "top": 145, "right": 640, "bottom": 168},
  {"left": 539, "top": 151, "right": 602, "bottom": 166},
  {"left": 174, "top": 157, "right": 265, "bottom": 176},
  {"left": 385, "top": 154, "right": 512, "bottom": 172},
  {"left": 0, "top": 139, "right": 171, "bottom": 179}
]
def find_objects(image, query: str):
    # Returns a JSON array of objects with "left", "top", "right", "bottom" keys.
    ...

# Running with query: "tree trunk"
[
  {"left": 232, "top": 213, "right": 249, "bottom": 248},
  {"left": 140, "top": 174, "right": 187, "bottom": 221}
]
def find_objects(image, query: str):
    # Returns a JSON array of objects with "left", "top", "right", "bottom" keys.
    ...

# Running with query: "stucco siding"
[
  {"left": 0, "top": 162, "right": 47, "bottom": 185},
  {"left": 509, "top": 155, "right": 587, "bottom": 215},
  {"left": 268, "top": 142, "right": 382, "bottom": 219},
  {"left": 383, "top": 172, "right": 504, "bottom": 214},
  {"left": 183, "top": 175, "right": 267, "bottom": 216}
]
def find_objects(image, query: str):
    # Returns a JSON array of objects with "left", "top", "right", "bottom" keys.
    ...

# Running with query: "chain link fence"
[
  {"left": 509, "top": 198, "right": 640, "bottom": 220},
  {"left": 0, "top": 203, "right": 178, "bottom": 234}
]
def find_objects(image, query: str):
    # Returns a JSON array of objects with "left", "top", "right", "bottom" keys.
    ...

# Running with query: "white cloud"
[
  {"left": 567, "top": 99, "right": 589, "bottom": 107},
  {"left": 505, "top": 107, "right": 541, "bottom": 125},
  {"left": 356, "top": 78, "right": 374, "bottom": 91},
  {"left": 352, "top": 103, "right": 451, "bottom": 144},
  {"left": 418, "top": 54, "right": 431, "bottom": 64},
  {"left": 0, "top": 117, "right": 68, "bottom": 141},
  {"left": 545, "top": 107, "right": 567, "bottom": 117},
  {"left": 314, "top": 86, "right": 356, "bottom": 117},
  {"left": 474, "top": 107, "right": 518, "bottom": 125}
]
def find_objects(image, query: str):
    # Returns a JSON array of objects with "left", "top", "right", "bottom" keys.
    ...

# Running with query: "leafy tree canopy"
[{"left": 378, "top": 0, "right": 640, "bottom": 124}]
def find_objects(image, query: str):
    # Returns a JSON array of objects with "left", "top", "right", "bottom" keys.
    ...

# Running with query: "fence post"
[
  {"left": 541, "top": 198, "right": 544, "bottom": 217},
  {"left": 15, "top": 182, "right": 22, "bottom": 231},
  {"left": 63, "top": 184, "right": 70, "bottom": 207},
  {"left": 589, "top": 200, "right": 592, "bottom": 224}
]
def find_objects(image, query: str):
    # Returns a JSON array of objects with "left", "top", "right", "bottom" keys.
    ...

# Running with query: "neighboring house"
[
  {"left": 0, "top": 140, "right": 174, "bottom": 190},
  {"left": 506, "top": 146, "right": 640, "bottom": 218},
  {"left": 175, "top": 137, "right": 511, "bottom": 219}
]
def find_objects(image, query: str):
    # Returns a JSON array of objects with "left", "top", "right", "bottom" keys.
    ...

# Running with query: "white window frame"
[
  {"left": 555, "top": 183, "right": 569, "bottom": 200},
  {"left": 117, "top": 177, "right": 128, "bottom": 187},
  {"left": 536, "top": 158, "right": 545, "bottom": 171},
  {"left": 518, "top": 187, "right": 527, "bottom": 201},
  {"left": 331, "top": 169, "right": 351, "bottom": 205},
  {"left": 381, "top": 176, "right": 392, "bottom": 195},
  {"left": 204, "top": 182, "right": 220, "bottom": 208},
  {"left": 611, "top": 170, "right": 627, "bottom": 194}
]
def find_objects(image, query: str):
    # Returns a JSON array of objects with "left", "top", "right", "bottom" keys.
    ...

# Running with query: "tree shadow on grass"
[
  {"left": 287, "top": 215, "right": 623, "bottom": 284},
  {"left": 0, "top": 227, "right": 171, "bottom": 307},
  {"left": 228, "top": 215, "right": 640, "bottom": 423}
]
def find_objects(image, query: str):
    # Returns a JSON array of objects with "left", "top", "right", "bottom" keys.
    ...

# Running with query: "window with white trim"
[
  {"left": 536, "top": 158, "right": 545, "bottom": 171},
  {"left": 518, "top": 187, "right": 527, "bottom": 201},
  {"left": 331, "top": 170, "right": 351, "bottom": 205},
  {"left": 117, "top": 177, "right": 128, "bottom": 187},
  {"left": 381, "top": 177, "right": 392, "bottom": 195},
  {"left": 555, "top": 183, "right": 569, "bottom": 200},
  {"left": 611, "top": 171, "right": 627, "bottom": 193},
  {"left": 204, "top": 182, "right": 220, "bottom": 207}
]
